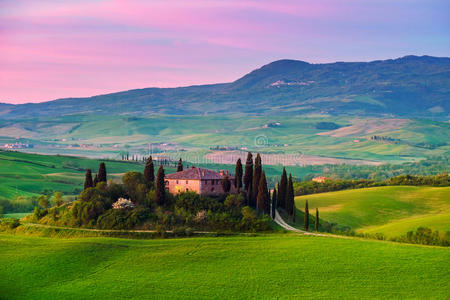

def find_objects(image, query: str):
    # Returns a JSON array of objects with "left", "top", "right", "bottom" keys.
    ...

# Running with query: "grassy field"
[
  {"left": 0, "top": 150, "right": 162, "bottom": 201},
  {"left": 0, "top": 233, "right": 449, "bottom": 299},
  {"left": 2, "top": 212, "right": 31, "bottom": 219},
  {"left": 295, "top": 186, "right": 450, "bottom": 237},
  {"left": 2, "top": 114, "right": 449, "bottom": 163}
]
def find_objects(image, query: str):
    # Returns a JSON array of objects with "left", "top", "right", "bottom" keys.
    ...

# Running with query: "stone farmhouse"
[{"left": 165, "top": 167, "right": 236, "bottom": 196}]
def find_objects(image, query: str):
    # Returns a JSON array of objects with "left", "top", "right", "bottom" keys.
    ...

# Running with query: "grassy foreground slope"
[
  {"left": 295, "top": 186, "right": 450, "bottom": 237},
  {"left": 1, "top": 234, "right": 449, "bottom": 299}
]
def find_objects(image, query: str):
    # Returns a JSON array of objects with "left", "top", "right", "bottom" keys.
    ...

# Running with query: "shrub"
[
  {"left": 224, "top": 194, "right": 244, "bottom": 209},
  {"left": 173, "top": 226, "right": 186, "bottom": 237},
  {"left": 5, "top": 218, "right": 21, "bottom": 229},
  {"left": 97, "top": 207, "right": 151, "bottom": 230},
  {"left": 155, "top": 224, "right": 166, "bottom": 238}
]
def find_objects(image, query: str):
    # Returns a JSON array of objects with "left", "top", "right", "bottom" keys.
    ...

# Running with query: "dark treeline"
[
  {"left": 294, "top": 173, "right": 449, "bottom": 197},
  {"left": 305, "top": 156, "right": 449, "bottom": 181}
]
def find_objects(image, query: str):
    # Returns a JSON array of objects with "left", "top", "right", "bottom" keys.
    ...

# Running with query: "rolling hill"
[
  {"left": 295, "top": 186, "right": 450, "bottom": 237},
  {"left": 0, "top": 234, "right": 449, "bottom": 299},
  {"left": 1, "top": 55, "right": 448, "bottom": 119}
]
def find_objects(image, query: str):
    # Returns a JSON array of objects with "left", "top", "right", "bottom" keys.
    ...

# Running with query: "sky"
[{"left": 1, "top": 0, "right": 449, "bottom": 104}]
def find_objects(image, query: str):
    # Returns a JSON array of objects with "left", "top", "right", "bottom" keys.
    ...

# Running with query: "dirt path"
[{"left": 273, "top": 210, "right": 350, "bottom": 238}]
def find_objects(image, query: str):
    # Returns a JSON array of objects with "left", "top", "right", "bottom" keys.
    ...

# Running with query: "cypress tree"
[
  {"left": 278, "top": 168, "right": 287, "bottom": 209},
  {"left": 98, "top": 162, "right": 107, "bottom": 182},
  {"left": 177, "top": 158, "right": 183, "bottom": 172},
  {"left": 257, "top": 170, "right": 269, "bottom": 214},
  {"left": 304, "top": 200, "right": 309, "bottom": 231},
  {"left": 292, "top": 201, "right": 296, "bottom": 222},
  {"left": 271, "top": 187, "right": 277, "bottom": 219},
  {"left": 84, "top": 169, "right": 93, "bottom": 190},
  {"left": 93, "top": 173, "right": 98, "bottom": 187},
  {"left": 286, "top": 174, "right": 294, "bottom": 216},
  {"left": 155, "top": 166, "right": 166, "bottom": 206},
  {"left": 144, "top": 156, "right": 155, "bottom": 184},
  {"left": 243, "top": 152, "right": 253, "bottom": 204},
  {"left": 251, "top": 153, "right": 262, "bottom": 207},
  {"left": 234, "top": 158, "right": 243, "bottom": 192},
  {"left": 221, "top": 175, "right": 231, "bottom": 193},
  {"left": 315, "top": 208, "right": 319, "bottom": 231}
]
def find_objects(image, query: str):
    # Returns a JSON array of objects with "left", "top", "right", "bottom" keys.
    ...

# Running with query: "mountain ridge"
[{"left": 1, "top": 55, "right": 449, "bottom": 119}]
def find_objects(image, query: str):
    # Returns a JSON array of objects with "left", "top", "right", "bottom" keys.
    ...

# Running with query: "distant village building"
[
  {"left": 312, "top": 176, "right": 328, "bottom": 183},
  {"left": 165, "top": 167, "right": 235, "bottom": 196},
  {"left": 2, "top": 143, "right": 34, "bottom": 149}
]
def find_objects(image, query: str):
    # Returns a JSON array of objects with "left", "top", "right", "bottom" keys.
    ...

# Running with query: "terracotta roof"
[{"left": 165, "top": 167, "right": 233, "bottom": 180}]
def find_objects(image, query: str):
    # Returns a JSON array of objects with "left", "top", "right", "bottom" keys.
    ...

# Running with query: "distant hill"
[{"left": 1, "top": 55, "right": 449, "bottom": 119}]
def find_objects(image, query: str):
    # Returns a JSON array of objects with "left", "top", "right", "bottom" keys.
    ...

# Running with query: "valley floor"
[{"left": 0, "top": 233, "right": 449, "bottom": 299}]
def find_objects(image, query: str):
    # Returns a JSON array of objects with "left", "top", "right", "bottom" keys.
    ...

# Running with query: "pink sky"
[{"left": 1, "top": 0, "right": 449, "bottom": 104}]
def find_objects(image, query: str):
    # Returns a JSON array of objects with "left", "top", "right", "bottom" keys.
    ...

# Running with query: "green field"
[
  {"left": 0, "top": 150, "right": 171, "bottom": 201},
  {"left": 295, "top": 186, "right": 450, "bottom": 237},
  {"left": 0, "top": 233, "right": 449, "bottom": 299},
  {"left": 2, "top": 114, "right": 449, "bottom": 164}
]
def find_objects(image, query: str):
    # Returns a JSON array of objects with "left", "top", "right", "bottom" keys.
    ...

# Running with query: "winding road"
[{"left": 273, "top": 210, "right": 348, "bottom": 238}]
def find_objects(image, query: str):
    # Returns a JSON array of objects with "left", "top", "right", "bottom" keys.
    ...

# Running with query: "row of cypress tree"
[
  {"left": 274, "top": 168, "right": 295, "bottom": 220},
  {"left": 84, "top": 162, "right": 107, "bottom": 190},
  {"left": 234, "top": 153, "right": 270, "bottom": 214}
]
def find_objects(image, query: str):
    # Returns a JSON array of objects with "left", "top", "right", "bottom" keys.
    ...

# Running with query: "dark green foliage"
[
  {"left": 304, "top": 200, "right": 309, "bottom": 231},
  {"left": 278, "top": 168, "right": 287, "bottom": 209},
  {"left": 235, "top": 158, "right": 243, "bottom": 192},
  {"left": 144, "top": 156, "right": 155, "bottom": 184},
  {"left": 38, "top": 194, "right": 50, "bottom": 209},
  {"left": 251, "top": 153, "right": 262, "bottom": 207},
  {"left": 292, "top": 202, "right": 296, "bottom": 223},
  {"left": 224, "top": 194, "right": 244, "bottom": 212},
  {"left": 257, "top": 170, "right": 269, "bottom": 214},
  {"left": 122, "top": 172, "right": 149, "bottom": 206},
  {"left": 301, "top": 157, "right": 449, "bottom": 183},
  {"left": 401, "top": 227, "right": 449, "bottom": 246},
  {"left": 93, "top": 174, "right": 98, "bottom": 187},
  {"left": 177, "top": 158, "right": 183, "bottom": 172},
  {"left": 1, "top": 218, "right": 21, "bottom": 229},
  {"left": 0, "top": 197, "right": 39, "bottom": 214},
  {"left": 315, "top": 208, "right": 319, "bottom": 231},
  {"left": 286, "top": 174, "right": 294, "bottom": 216},
  {"left": 97, "top": 207, "right": 151, "bottom": 230},
  {"left": 271, "top": 187, "right": 277, "bottom": 219},
  {"left": 294, "top": 173, "right": 449, "bottom": 197},
  {"left": 316, "top": 122, "right": 341, "bottom": 130},
  {"left": 221, "top": 175, "right": 231, "bottom": 193},
  {"left": 84, "top": 169, "right": 93, "bottom": 190},
  {"left": 72, "top": 187, "right": 110, "bottom": 226},
  {"left": 386, "top": 173, "right": 449, "bottom": 187},
  {"left": 155, "top": 166, "right": 166, "bottom": 206},
  {"left": 33, "top": 206, "right": 47, "bottom": 219},
  {"left": 243, "top": 152, "right": 253, "bottom": 204},
  {"left": 52, "top": 192, "right": 64, "bottom": 207},
  {"left": 175, "top": 192, "right": 221, "bottom": 214},
  {"left": 98, "top": 162, "right": 107, "bottom": 182}
]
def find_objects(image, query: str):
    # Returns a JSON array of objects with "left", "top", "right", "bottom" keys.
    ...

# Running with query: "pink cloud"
[{"left": 0, "top": 0, "right": 448, "bottom": 103}]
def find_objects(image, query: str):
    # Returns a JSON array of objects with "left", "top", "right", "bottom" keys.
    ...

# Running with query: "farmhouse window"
[
  {"left": 176, "top": 180, "right": 179, "bottom": 184},
  {"left": 186, "top": 180, "right": 189, "bottom": 184}
]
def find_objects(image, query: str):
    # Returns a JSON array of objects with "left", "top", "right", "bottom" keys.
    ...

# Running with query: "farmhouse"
[
  {"left": 165, "top": 167, "right": 235, "bottom": 195},
  {"left": 312, "top": 176, "right": 328, "bottom": 183}
]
